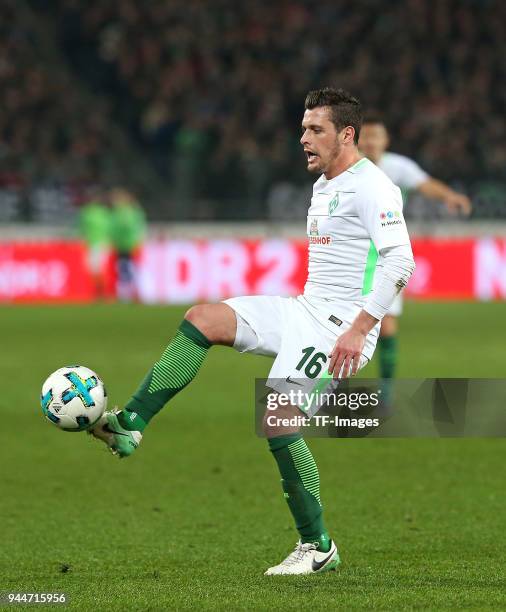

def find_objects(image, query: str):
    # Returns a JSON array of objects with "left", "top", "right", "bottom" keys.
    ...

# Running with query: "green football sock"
[
  {"left": 268, "top": 434, "right": 330, "bottom": 551},
  {"left": 378, "top": 335, "right": 398, "bottom": 379},
  {"left": 118, "top": 319, "right": 212, "bottom": 431}
]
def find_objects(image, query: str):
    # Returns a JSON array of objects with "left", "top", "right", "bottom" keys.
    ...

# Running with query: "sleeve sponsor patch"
[{"left": 380, "top": 210, "right": 403, "bottom": 227}]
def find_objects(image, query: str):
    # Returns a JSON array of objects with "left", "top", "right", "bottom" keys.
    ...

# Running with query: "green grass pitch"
[{"left": 1, "top": 302, "right": 505, "bottom": 610}]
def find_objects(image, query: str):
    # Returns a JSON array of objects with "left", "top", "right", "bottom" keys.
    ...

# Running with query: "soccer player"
[
  {"left": 109, "top": 188, "right": 146, "bottom": 303},
  {"left": 358, "top": 116, "right": 471, "bottom": 386},
  {"left": 78, "top": 192, "right": 111, "bottom": 299},
  {"left": 91, "top": 88, "right": 415, "bottom": 575}
]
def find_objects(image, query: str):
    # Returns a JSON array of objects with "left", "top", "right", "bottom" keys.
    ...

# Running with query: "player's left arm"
[
  {"left": 328, "top": 179, "right": 415, "bottom": 379},
  {"left": 327, "top": 310, "right": 377, "bottom": 379},
  {"left": 417, "top": 177, "right": 472, "bottom": 216},
  {"left": 328, "top": 244, "right": 415, "bottom": 378}
]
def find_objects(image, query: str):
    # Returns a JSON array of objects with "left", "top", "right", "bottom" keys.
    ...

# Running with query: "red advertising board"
[
  {"left": 404, "top": 239, "right": 475, "bottom": 300},
  {"left": 0, "top": 241, "right": 95, "bottom": 303},
  {"left": 0, "top": 238, "right": 505, "bottom": 303},
  {"left": 136, "top": 239, "right": 308, "bottom": 303},
  {"left": 405, "top": 238, "right": 506, "bottom": 300},
  {"left": 136, "top": 238, "right": 506, "bottom": 303}
]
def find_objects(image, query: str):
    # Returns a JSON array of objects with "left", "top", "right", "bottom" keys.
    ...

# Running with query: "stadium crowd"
[
  {"left": 0, "top": 2, "right": 118, "bottom": 192},
  {"left": 3, "top": 0, "right": 506, "bottom": 218},
  {"left": 53, "top": 1, "right": 506, "bottom": 197}
]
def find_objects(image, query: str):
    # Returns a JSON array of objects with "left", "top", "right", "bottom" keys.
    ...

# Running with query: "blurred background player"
[
  {"left": 109, "top": 188, "right": 147, "bottom": 303},
  {"left": 358, "top": 116, "right": 472, "bottom": 393},
  {"left": 78, "top": 190, "right": 111, "bottom": 299}
]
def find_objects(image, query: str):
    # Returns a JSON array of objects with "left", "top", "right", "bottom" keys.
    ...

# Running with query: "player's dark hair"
[
  {"left": 304, "top": 87, "right": 362, "bottom": 144},
  {"left": 362, "top": 113, "right": 387, "bottom": 128}
]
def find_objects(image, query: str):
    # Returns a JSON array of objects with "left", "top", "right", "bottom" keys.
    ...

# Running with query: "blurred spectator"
[
  {"left": 3, "top": 0, "right": 505, "bottom": 219},
  {"left": 48, "top": 0, "right": 505, "bottom": 209},
  {"left": 109, "top": 188, "right": 146, "bottom": 302},
  {"left": 78, "top": 191, "right": 111, "bottom": 298},
  {"left": 0, "top": 1, "right": 130, "bottom": 214}
]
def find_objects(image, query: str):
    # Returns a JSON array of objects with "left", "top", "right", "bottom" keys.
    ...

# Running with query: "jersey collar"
[{"left": 313, "top": 158, "right": 370, "bottom": 193}]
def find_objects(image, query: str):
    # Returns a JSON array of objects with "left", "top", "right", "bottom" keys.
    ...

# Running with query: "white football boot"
[{"left": 264, "top": 540, "right": 340, "bottom": 575}]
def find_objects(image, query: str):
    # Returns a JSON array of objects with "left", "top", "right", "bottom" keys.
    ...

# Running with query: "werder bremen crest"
[
  {"left": 310, "top": 218, "right": 318, "bottom": 236},
  {"left": 328, "top": 193, "right": 339, "bottom": 215}
]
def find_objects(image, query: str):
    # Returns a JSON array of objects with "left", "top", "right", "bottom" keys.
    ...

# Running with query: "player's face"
[
  {"left": 300, "top": 107, "right": 342, "bottom": 174},
  {"left": 358, "top": 123, "right": 389, "bottom": 163}
]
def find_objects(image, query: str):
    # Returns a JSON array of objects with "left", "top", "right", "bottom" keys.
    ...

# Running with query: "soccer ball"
[{"left": 41, "top": 365, "right": 107, "bottom": 431}]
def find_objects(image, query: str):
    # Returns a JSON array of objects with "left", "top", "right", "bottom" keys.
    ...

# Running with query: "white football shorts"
[
  {"left": 87, "top": 245, "right": 108, "bottom": 275},
  {"left": 224, "top": 294, "right": 376, "bottom": 416}
]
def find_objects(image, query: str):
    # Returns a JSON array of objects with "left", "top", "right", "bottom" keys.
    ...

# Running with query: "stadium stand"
[
  {"left": 3, "top": 0, "right": 506, "bottom": 220},
  {"left": 0, "top": 1, "right": 164, "bottom": 222}
]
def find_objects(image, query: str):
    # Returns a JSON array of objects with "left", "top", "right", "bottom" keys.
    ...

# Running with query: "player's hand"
[
  {"left": 327, "top": 328, "right": 366, "bottom": 380},
  {"left": 444, "top": 192, "right": 472, "bottom": 216}
]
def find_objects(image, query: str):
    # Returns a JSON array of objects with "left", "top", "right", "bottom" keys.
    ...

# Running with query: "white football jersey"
[
  {"left": 378, "top": 152, "right": 428, "bottom": 190},
  {"left": 304, "top": 157, "right": 411, "bottom": 306}
]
